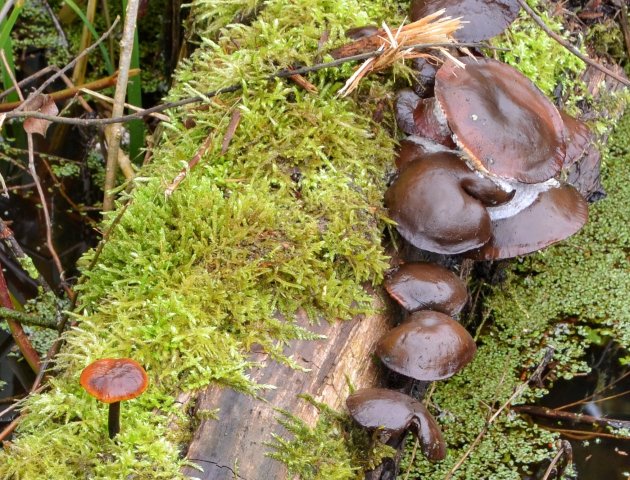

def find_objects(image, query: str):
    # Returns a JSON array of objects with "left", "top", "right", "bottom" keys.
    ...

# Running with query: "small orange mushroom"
[{"left": 80, "top": 358, "right": 149, "bottom": 438}]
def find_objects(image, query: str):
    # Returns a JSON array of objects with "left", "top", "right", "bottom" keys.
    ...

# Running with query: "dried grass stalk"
[{"left": 338, "top": 10, "right": 462, "bottom": 96}]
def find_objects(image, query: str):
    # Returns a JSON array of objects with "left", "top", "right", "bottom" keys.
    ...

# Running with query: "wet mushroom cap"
[
  {"left": 465, "top": 182, "right": 588, "bottom": 260},
  {"left": 435, "top": 58, "right": 566, "bottom": 183},
  {"left": 410, "top": 0, "right": 520, "bottom": 42},
  {"left": 384, "top": 262, "right": 468, "bottom": 315},
  {"left": 347, "top": 388, "right": 419, "bottom": 434},
  {"left": 377, "top": 310, "right": 476, "bottom": 381},
  {"left": 394, "top": 89, "right": 454, "bottom": 148},
  {"left": 385, "top": 151, "right": 513, "bottom": 254},
  {"left": 560, "top": 110, "right": 595, "bottom": 169},
  {"left": 346, "top": 388, "right": 446, "bottom": 461},
  {"left": 80, "top": 358, "right": 149, "bottom": 404}
]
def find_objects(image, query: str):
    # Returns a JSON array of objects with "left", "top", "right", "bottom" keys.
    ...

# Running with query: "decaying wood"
[{"left": 181, "top": 292, "right": 395, "bottom": 480}]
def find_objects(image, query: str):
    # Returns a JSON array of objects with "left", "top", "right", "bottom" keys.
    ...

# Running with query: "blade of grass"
[
  {"left": 62, "top": 0, "right": 114, "bottom": 74},
  {"left": 122, "top": 0, "right": 143, "bottom": 162},
  {"left": 0, "top": 0, "right": 22, "bottom": 103}
]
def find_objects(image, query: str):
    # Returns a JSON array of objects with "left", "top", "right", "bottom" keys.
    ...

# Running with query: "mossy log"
[{"left": 182, "top": 296, "right": 394, "bottom": 479}]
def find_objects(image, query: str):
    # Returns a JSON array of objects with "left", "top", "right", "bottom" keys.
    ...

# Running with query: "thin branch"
[
  {"left": 102, "top": 0, "right": 141, "bottom": 212},
  {"left": 0, "top": 70, "right": 139, "bottom": 112},
  {"left": 0, "top": 218, "right": 53, "bottom": 293},
  {"left": 513, "top": 405, "right": 630, "bottom": 430},
  {"left": 516, "top": 0, "right": 630, "bottom": 87},
  {"left": 0, "top": 306, "right": 58, "bottom": 328},
  {"left": 445, "top": 347, "right": 555, "bottom": 479},
  {"left": 541, "top": 441, "right": 572, "bottom": 480},
  {"left": 164, "top": 130, "right": 216, "bottom": 197},
  {"left": 12, "top": 17, "right": 120, "bottom": 114},
  {"left": 3, "top": 41, "right": 503, "bottom": 127}
]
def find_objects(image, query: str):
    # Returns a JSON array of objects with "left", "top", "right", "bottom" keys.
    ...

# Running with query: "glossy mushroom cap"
[
  {"left": 80, "top": 358, "right": 149, "bottom": 403},
  {"left": 376, "top": 311, "right": 477, "bottom": 381},
  {"left": 561, "top": 110, "right": 593, "bottom": 169},
  {"left": 385, "top": 151, "right": 514, "bottom": 254},
  {"left": 410, "top": 0, "right": 520, "bottom": 42},
  {"left": 395, "top": 89, "right": 455, "bottom": 148},
  {"left": 435, "top": 58, "right": 566, "bottom": 183},
  {"left": 465, "top": 182, "right": 588, "bottom": 260},
  {"left": 347, "top": 388, "right": 446, "bottom": 461},
  {"left": 396, "top": 137, "right": 456, "bottom": 170},
  {"left": 384, "top": 262, "right": 468, "bottom": 316}
]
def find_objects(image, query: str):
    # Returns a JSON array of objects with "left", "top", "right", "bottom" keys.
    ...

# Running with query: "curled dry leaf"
[{"left": 23, "top": 95, "right": 59, "bottom": 137}]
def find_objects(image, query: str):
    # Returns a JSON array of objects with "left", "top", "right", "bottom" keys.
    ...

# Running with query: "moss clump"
[
  {"left": 269, "top": 395, "right": 396, "bottom": 480},
  {"left": 494, "top": 0, "right": 586, "bottom": 109},
  {"left": 0, "top": 0, "right": 405, "bottom": 478},
  {"left": 400, "top": 108, "right": 630, "bottom": 479}
]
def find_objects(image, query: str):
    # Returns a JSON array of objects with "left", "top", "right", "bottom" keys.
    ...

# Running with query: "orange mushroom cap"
[{"left": 80, "top": 358, "right": 149, "bottom": 404}]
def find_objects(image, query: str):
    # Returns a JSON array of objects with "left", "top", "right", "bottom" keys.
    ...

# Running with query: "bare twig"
[
  {"left": 618, "top": 0, "right": 630, "bottom": 62},
  {"left": 516, "top": 0, "right": 630, "bottom": 87},
  {"left": 445, "top": 347, "right": 555, "bottom": 479},
  {"left": 0, "top": 306, "right": 58, "bottom": 328},
  {"left": 80, "top": 86, "right": 169, "bottom": 121},
  {"left": 220, "top": 108, "right": 242, "bottom": 154},
  {"left": 513, "top": 405, "right": 630, "bottom": 430},
  {"left": 541, "top": 441, "right": 572, "bottom": 480},
  {"left": 0, "top": 218, "right": 53, "bottom": 293},
  {"left": 3, "top": 41, "right": 502, "bottom": 127},
  {"left": 0, "top": 70, "right": 139, "bottom": 112},
  {"left": 27, "top": 133, "right": 67, "bottom": 286},
  {"left": 103, "top": 1, "right": 141, "bottom": 212},
  {"left": 42, "top": 0, "right": 68, "bottom": 49},
  {"left": 13, "top": 17, "right": 121, "bottom": 114},
  {"left": 165, "top": 130, "right": 216, "bottom": 197}
]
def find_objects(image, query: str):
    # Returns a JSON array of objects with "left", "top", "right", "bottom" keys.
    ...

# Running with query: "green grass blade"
[
  {"left": 62, "top": 0, "right": 114, "bottom": 74},
  {"left": 0, "top": 1, "right": 22, "bottom": 104}
]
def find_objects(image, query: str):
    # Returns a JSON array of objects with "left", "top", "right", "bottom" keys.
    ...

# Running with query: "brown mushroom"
[
  {"left": 434, "top": 57, "right": 566, "bottom": 183},
  {"left": 396, "top": 137, "right": 457, "bottom": 170},
  {"left": 560, "top": 110, "right": 604, "bottom": 200},
  {"left": 385, "top": 150, "right": 514, "bottom": 254},
  {"left": 395, "top": 89, "right": 455, "bottom": 148},
  {"left": 346, "top": 388, "right": 446, "bottom": 461},
  {"left": 376, "top": 311, "right": 477, "bottom": 381},
  {"left": 465, "top": 181, "right": 588, "bottom": 260},
  {"left": 80, "top": 358, "right": 149, "bottom": 438},
  {"left": 384, "top": 262, "right": 468, "bottom": 316},
  {"left": 410, "top": 0, "right": 520, "bottom": 42}
]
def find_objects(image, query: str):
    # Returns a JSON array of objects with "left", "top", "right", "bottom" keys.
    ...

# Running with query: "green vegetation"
[
  {"left": 0, "top": 0, "right": 404, "bottom": 477},
  {"left": 495, "top": 0, "right": 585, "bottom": 107},
  {"left": 269, "top": 395, "right": 396, "bottom": 480}
]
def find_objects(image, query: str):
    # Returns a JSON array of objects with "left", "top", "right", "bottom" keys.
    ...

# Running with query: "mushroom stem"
[{"left": 108, "top": 401, "right": 120, "bottom": 439}]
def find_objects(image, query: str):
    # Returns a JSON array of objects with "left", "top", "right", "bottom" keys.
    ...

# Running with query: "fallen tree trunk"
[{"left": 182, "top": 295, "right": 395, "bottom": 479}]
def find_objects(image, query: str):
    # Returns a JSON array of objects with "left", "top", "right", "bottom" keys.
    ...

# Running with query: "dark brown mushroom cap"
[
  {"left": 376, "top": 311, "right": 477, "bottom": 381},
  {"left": 80, "top": 358, "right": 149, "bottom": 404},
  {"left": 396, "top": 137, "right": 457, "bottom": 170},
  {"left": 384, "top": 262, "right": 468, "bottom": 315},
  {"left": 395, "top": 89, "right": 454, "bottom": 148},
  {"left": 410, "top": 0, "right": 520, "bottom": 42},
  {"left": 435, "top": 58, "right": 566, "bottom": 183},
  {"left": 385, "top": 151, "right": 514, "bottom": 254},
  {"left": 560, "top": 110, "right": 594, "bottom": 169},
  {"left": 346, "top": 388, "right": 446, "bottom": 461},
  {"left": 465, "top": 182, "right": 588, "bottom": 260}
]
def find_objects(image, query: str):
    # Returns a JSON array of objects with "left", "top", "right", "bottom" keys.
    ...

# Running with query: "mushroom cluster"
[{"left": 346, "top": 7, "right": 595, "bottom": 466}]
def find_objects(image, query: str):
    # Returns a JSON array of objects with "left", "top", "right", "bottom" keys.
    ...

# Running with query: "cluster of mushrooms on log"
[{"left": 346, "top": 0, "right": 600, "bottom": 466}]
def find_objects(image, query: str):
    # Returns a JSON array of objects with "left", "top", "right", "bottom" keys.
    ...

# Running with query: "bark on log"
[{"left": 182, "top": 291, "right": 396, "bottom": 479}]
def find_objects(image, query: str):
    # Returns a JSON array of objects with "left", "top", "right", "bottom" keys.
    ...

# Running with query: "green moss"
[
  {"left": 494, "top": 0, "right": 586, "bottom": 110},
  {"left": 268, "top": 395, "right": 396, "bottom": 480},
  {"left": 0, "top": 0, "right": 404, "bottom": 478}
]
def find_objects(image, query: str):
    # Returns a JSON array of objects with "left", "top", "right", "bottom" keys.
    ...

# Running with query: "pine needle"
[{"left": 338, "top": 10, "right": 462, "bottom": 96}]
